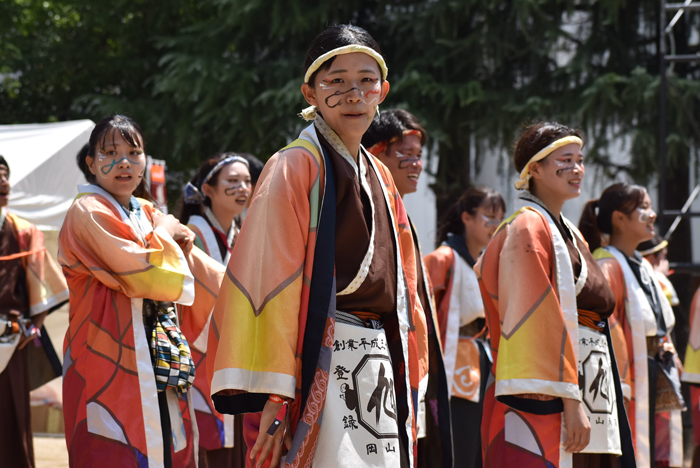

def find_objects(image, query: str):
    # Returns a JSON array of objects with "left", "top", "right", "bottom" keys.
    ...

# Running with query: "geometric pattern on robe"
[
  {"left": 206, "top": 122, "right": 429, "bottom": 467},
  {"left": 0, "top": 212, "right": 70, "bottom": 374},
  {"left": 58, "top": 186, "right": 224, "bottom": 468},
  {"left": 180, "top": 215, "right": 232, "bottom": 452},
  {"left": 596, "top": 246, "right": 680, "bottom": 468},
  {"left": 475, "top": 207, "right": 581, "bottom": 468},
  {"left": 5, "top": 212, "right": 70, "bottom": 316}
]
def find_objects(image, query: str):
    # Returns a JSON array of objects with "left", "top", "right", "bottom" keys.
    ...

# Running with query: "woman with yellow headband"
[
  {"left": 205, "top": 25, "right": 429, "bottom": 468},
  {"left": 474, "top": 123, "right": 635, "bottom": 468},
  {"left": 580, "top": 184, "right": 683, "bottom": 468}
]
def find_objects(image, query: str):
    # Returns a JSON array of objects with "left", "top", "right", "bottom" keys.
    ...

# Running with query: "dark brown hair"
[
  {"left": 513, "top": 122, "right": 585, "bottom": 176},
  {"left": 579, "top": 182, "right": 647, "bottom": 251},
  {"left": 304, "top": 25, "right": 383, "bottom": 86},
  {"left": 178, "top": 152, "right": 250, "bottom": 225},
  {"left": 362, "top": 109, "right": 427, "bottom": 149},
  {"left": 78, "top": 115, "right": 154, "bottom": 202},
  {"left": 436, "top": 186, "right": 506, "bottom": 246},
  {"left": 0, "top": 155, "right": 8, "bottom": 175}
]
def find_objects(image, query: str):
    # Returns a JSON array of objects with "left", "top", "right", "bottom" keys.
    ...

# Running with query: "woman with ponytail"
[
  {"left": 580, "top": 183, "right": 683, "bottom": 467},
  {"left": 176, "top": 153, "right": 253, "bottom": 467},
  {"left": 475, "top": 122, "right": 634, "bottom": 468},
  {"left": 423, "top": 186, "right": 504, "bottom": 468}
]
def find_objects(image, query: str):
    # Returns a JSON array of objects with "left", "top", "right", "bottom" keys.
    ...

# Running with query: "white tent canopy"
[{"left": 0, "top": 120, "right": 93, "bottom": 230}]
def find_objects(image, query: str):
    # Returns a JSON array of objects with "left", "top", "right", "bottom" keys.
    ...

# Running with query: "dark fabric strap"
[{"left": 300, "top": 144, "right": 337, "bottom": 415}]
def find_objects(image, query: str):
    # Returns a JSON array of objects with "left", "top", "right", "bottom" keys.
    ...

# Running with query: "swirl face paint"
[
  {"left": 637, "top": 207, "right": 656, "bottom": 223},
  {"left": 553, "top": 158, "right": 584, "bottom": 176},
  {"left": 395, "top": 151, "right": 422, "bottom": 169},
  {"left": 98, "top": 155, "right": 145, "bottom": 176},
  {"left": 319, "top": 78, "right": 382, "bottom": 109}
]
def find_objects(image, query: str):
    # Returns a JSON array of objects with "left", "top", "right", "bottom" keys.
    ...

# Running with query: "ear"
[
  {"left": 377, "top": 80, "right": 390, "bottom": 105},
  {"left": 85, "top": 155, "right": 97, "bottom": 176},
  {"left": 461, "top": 211, "right": 472, "bottom": 226},
  {"left": 201, "top": 183, "right": 215, "bottom": 200},
  {"left": 301, "top": 83, "right": 318, "bottom": 107},
  {"left": 611, "top": 210, "right": 627, "bottom": 227},
  {"left": 529, "top": 160, "right": 543, "bottom": 180}
]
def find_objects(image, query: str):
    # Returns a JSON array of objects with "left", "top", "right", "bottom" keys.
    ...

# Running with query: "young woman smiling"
[
  {"left": 177, "top": 153, "right": 253, "bottom": 468},
  {"left": 475, "top": 123, "right": 634, "bottom": 468},
  {"left": 206, "top": 26, "right": 429, "bottom": 468},
  {"left": 580, "top": 183, "right": 683, "bottom": 468}
]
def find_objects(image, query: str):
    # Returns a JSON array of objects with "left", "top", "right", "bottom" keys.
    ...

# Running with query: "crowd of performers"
[{"left": 5, "top": 22, "right": 700, "bottom": 468}]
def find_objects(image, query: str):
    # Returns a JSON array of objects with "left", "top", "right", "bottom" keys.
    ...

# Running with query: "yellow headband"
[
  {"left": 514, "top": 136, "right": 583, "bottom": 190},
  {"left": 301, "top": 45, "right": 388, "bottom": 121},
  {"left": 303, "top": 44, "right": 388, "bottom": 84},
  {"left": 638, "top": 239, "right": 668, "bottom": 257}
]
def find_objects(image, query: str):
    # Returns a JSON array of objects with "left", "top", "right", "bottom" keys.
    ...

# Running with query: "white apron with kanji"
[
  {"left": 314, "top": 321, "right": 401, "bottom": 468},
  {"left": 577, "top": 325, "right": 621, "bottom": 455}
]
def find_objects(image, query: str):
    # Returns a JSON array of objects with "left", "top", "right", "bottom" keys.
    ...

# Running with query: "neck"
[
  {"left": 610, "top": 232, "right": 639, "bottom": 258},
  {"left": 210, "top": 205, "right": 235, "bottom": 233},
  {"left": 530, "top": 186, "right": 564, "bottom": 218},
  {"left": 114, "top": 195, "right": 131, "bottom": 209},
  {"left": 341, "top": 136, "right": 361, "bottom": 162},
  {"left": 465, "top": 235, "right": 484, "bottom": 261}
]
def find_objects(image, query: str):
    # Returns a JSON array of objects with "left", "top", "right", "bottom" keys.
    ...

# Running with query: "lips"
[
  {"left": 235, "top": 196, "right": 248, "bottom": 204},
  {"left": 115, "top": 174, "right": 133, "bottom": 181}
]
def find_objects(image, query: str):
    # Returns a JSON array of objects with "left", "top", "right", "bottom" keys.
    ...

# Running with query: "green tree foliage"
[{"left": 3, "top": 0, "right": 700, "bottom": 218}]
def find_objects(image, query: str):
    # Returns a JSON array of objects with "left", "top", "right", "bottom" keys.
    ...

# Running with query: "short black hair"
[{"left": 362, "top": 109, "right": 427, "bottom": 149}]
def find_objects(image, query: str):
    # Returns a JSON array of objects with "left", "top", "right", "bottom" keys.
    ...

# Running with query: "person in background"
[
  {"left": 580, "top": 182, "right": 682, "bottom": 468},
  {"left": 476, "top": 123, "right": 634, "bottom": 468},
  {"left": 639, "top": 235, "right": 682, "bottom": 468},
  {"left": 0, "top": 155, "right": 69, "bottom": 468},
  {"left": 177, "top": 153, "right": 253, "bottom": 468},
  {"left": 59, "top": 115, "right": 224, "bottom": 467},
  {"left": 423, "top": 186, "right": 505, "bottom": 468},
  {"left": 363, "top": 109, "right": 453, "bottom": 468}
]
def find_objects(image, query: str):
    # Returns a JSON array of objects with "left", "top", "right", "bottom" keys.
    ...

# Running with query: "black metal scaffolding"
[{"left": 660, "top": 1, "right": 700, "bottom": 269}]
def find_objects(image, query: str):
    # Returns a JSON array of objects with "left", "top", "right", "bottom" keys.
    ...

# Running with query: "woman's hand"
[
  {"left": 152, "top": 212, "right": 181, "bottom": 238},
  {"left": 250, "top": 397, "right": 292, "bottom": 468},
  {"left": 562, "top": 398, "right": 590, "bottom": 452},
  {"left": 152, "top": 213, "right": 193, "bottom": 252}
]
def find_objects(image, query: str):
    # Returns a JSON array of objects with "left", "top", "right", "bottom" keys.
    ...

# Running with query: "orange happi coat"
[
  {"left": 59, "top": 185, "right": 224, "bottom": 468},
  {"left": 206, "top": 122, "right": 429, "bottom": 467}
]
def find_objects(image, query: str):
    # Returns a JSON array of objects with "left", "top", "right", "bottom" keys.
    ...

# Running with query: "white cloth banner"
[{"left": 0, "top": 120, "right": 93, "bottom": 229}]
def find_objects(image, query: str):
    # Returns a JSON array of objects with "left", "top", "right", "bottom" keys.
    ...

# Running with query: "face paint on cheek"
[
  {"left": 637, "top": 208, "right": 655, "bottom": 223},
  {"left": 395, "top": 152, "right": 422, "bottom": 169},
  {"left": 96, "top": 152, "right": 145, "bottom": 176},
  {"left": 223, "top": 181, "right": 251, "bottom": 196},
  {"left": 324, "top": 87, "right": 359, "bottom": 108},
  {"left": 361, "top": 88, "right": 381, "bottom": 106}
]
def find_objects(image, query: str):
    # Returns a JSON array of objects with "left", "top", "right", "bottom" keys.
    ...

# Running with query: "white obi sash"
[{"left": 314, "top": 321, "right": 401, "bottom": 468}]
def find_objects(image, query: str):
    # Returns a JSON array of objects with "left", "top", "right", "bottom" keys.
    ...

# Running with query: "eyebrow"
[{"left": 326, "top": 68, "right": 379, "bottom": 76}]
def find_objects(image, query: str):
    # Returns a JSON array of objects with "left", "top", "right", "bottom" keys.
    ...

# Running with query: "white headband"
[
  {"left": 514, "top": 136, "right": 583, "bottom": 190},
  {"left": 301, "top": 45, "right": 388, "bottom": 121}
]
